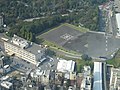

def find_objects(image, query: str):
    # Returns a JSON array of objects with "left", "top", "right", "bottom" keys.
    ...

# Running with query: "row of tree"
[
  {"left": 1, "top": 0, "right": 108, "bottom": 41},
  {"left": 7, "top": 15, "right": 67, "bottom": 41}
]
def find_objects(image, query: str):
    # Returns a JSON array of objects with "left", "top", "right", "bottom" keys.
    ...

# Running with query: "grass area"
[
  {"left": 106, "top": 49, "right": 120, "bottom": 68},
  {"left": 76, "top": 59, "right": 93, "bottom": 73},
  {"left": 36, "top": 23, "right": 89, "bottom": 56},
  {"left": 106, "top": 58, "right": 120, "bottom": 68},
  {"left": 42, "top": 39, "right": 80, "bottom": 55}
]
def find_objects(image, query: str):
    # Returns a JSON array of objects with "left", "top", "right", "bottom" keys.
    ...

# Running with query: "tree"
[
  {"left": 81, "top": 54, "right": 92, "bottom": 61},
  {"left": 45, "top": 49, "right": 56, "bottom": 57}
]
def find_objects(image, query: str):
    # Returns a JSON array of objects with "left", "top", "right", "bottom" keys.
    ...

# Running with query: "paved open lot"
[
  {"left": 41, "top": 24, "right": 120, "bottom": 58},
  {"left": 42, "top": 25, "right": 84, "bottom": 46},
  {"left": 64, "top": 32, "right": 120, "bottom": 58}
]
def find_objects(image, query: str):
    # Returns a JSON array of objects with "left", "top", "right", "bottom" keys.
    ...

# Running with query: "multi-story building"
[
  {"left": 109, "top": 68, "right": 120, "bottom": 90},
  {"left": 0, "top": 16, "right": 3, "bottom": 27},
  {"left": 4, "top": 35, "right": 45, "bottom": 65}
]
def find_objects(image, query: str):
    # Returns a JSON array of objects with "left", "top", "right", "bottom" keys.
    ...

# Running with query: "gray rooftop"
[
  {"left": 6, "top": 35, "right": 45, "bottom": 55},
  {"left": 26, "top": 43, "right": 44, "bottom": 55}
]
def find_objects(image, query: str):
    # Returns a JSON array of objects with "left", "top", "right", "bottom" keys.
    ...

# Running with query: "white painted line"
[
  {"left": 106, "top": 40, "right": 108, "bottom": 43},
  {"left": 106, "top": 48, "right": 108, "bottom": 51},
  {"left": 106, "top": 36, "right": 108, "bottom": 39},
  {"left": 106, "top": 44, "right": 107, "bottom": 47}
]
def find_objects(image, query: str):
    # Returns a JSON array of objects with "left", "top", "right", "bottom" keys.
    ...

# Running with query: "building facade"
[
  {"left": 0, "top": 16, "right": 3, "bottom": 27},
  {"left": 4, "top": 35, "right": 45, "bottom": 65},
  {"left": 110, "top": 68, "right": 120, "bottom": 90}
]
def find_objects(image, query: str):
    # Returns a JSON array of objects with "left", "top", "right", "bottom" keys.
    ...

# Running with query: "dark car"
[{"left": 99, "top": 56, "right": 108, "bottom": 60}]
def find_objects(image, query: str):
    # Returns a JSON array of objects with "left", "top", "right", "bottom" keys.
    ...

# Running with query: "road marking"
[
  {"left": 106, "top": 48, "right": 108, "bottom": 51},
  {"left": 106, "top": 44, "right": 107, "bottom": 47},
  {"left": 106, "top": 36, "right": 108, "bottom": 39},
  {"left": 106, "top": 40, "right": 108, "bottom": 43}
]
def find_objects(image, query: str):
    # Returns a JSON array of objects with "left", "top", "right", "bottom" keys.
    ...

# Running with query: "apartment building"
[
  {"left": 4, "top": 35, "right": 45, "bottom": 65},
  {"left": 109, "top": 68, "right": 120, "bottom": 90}
]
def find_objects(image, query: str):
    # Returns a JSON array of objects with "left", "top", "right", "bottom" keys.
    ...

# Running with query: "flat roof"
[
  {"left": 116, "top": 13, "right": 120, "bottom": 32},
  {"left": 57, "top": 60, "right": 75, "bottom": 72},
  {"left": 93, "top": 62, "right": 103, "bottom": 90},
  {"left": 26, "top": 43, "right": 44, "bottom": 55},
  {"left": 5, "top": 37, "right": 45, "bottom": 55}
]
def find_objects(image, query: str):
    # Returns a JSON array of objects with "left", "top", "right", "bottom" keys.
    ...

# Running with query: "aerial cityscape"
[{"left": 0, "top": 0, "right": 120, "bottom": 90}]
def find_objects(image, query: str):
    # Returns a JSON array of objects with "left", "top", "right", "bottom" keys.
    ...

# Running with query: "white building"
[
  {"left": 115, "top": 13, "right": 120, "bottom": 36},
  {"left": 57, "top": 59, "right": 75, "bottom": 73},
  {"left": 0, "top": 16, "right": 3, "bottom": 27},
  {"left": 93, "top": 62, "right": 103, "bottom": 90},
  {"left": 0, "top": 81, "right": 12, "bottom": 89},
  {"left": 4, "top": 35, "right": 46, "bottom": 65},
  {"left": 3, "top": 65, "right": 10, "bottom": 73},
  {"left": 80, "top": 66, "right": 91, "bottom": 90}
]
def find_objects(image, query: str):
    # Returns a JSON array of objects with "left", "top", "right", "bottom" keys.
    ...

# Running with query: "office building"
[{"left": 4, "top": 35, "right": 45, "bottom": 65}]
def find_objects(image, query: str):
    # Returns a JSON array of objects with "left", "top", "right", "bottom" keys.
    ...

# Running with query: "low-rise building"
[
  {"left": 80, "top": 66, "right": 91, "bottom": 90},
  {"left": 30, "top": 69, "right": 50, "bottom": 85},
  {"left": 3, "top": 65, "right": 10, "bottom": 73},
  {"left": 55, "top": 72, "right": 63, "bottom": 85},
  {"left": 4, "top": 35, "right": 46, "bottom": 65},
  {"left": 57, "top": 59, "right": 75, "bottom": 73}
]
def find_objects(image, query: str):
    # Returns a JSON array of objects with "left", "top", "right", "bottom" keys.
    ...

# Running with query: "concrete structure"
[
  {"left": 109, "top": 68, "right": 120, "bottom": 90},
  {"left": 57, "top": 59, "right": 75, "bottom": 72},
  {"left": 0, "top": 16, "right": 3, "bottom": 27},
  {"left": 115, "top": 13, "right": 120, "bottom": 36},
  {"left": 4, "top": 35, "right": 45, "bottom": 65}
]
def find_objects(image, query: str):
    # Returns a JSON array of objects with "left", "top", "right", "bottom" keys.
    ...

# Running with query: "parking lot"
[{"left": 64, "top": 32, "right": 120, "bottom": 58}]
